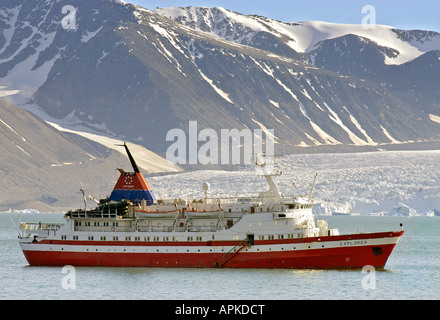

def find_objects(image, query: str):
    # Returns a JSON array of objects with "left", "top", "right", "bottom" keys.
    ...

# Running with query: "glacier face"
[{"left": 149, "top": 150, "right": 440, "bottom": 216}]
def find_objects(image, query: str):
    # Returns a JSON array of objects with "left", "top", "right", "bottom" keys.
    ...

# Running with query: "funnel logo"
[{"left": 123, "top": 175, "right": 134, "bottom": 188}]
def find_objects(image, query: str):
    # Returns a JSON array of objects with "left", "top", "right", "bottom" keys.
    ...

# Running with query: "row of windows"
[
  {"left": 76, "top": 222, "right": 118, "bottom": 227},
  {"left": 62, "top": 234, "right": 305, "bottom": 242},
  {"left": 258, "top": 233, "right": 304, "bottom": 240},
  {"left": 287, "top": 204, "right": 313, "bottom": 210}
]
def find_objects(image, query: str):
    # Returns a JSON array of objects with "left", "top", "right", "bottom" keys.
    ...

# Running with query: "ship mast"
[
  {"left": 255, "top": 153, "right": 282, "bottom": 202},
  {"left": 116, "top": 142, "right": 141, "bottom": 173}
]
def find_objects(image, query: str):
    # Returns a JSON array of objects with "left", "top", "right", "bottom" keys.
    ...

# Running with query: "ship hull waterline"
[{"left": 20, "top": 231, "right": 403, "bottom": 269}]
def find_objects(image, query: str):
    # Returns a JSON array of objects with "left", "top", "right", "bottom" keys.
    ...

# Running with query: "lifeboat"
[
  {"left": 185, "top": 203, "right": 223, "bottom": 219},
  {"left": 135, "top": 204, "right": 179, "bottom": 219}
]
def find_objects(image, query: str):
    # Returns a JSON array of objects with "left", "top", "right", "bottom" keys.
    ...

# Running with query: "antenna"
[
  {"left": 308, "top": 172, "right": 318, "bottom": 201},
  {"left": 9, "top": 216, "right": 22, "bottom": 238},
  {"left": 80, "top": 182, "right": 87, "bottom": 212},
  {"left": 292, "top": 182, "right": 296, "bottom": 199},
  {"left": 116, "top": 142, "right": 140, "bottom": 173}
]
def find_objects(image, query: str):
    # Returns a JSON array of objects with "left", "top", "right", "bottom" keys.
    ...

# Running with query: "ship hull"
[{"left": 20, "top": 231, "right": 403, "bottom": 269}]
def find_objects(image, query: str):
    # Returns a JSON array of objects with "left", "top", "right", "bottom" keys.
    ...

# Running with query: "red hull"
[{"left": 21, "top": 231, "right": 403, "bottom": 269}]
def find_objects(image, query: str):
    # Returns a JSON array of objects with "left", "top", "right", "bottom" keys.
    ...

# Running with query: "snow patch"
[
  {"left": 381, "top": 125, "right": 400, "bottom": 143},
  {"left": 251, "top": 118, "right": 278, "bottom": 143},
  {"left": 15, "top": 145, "right": 31, "bottom": 157},
  {"left": 309, "top": 121, "right": 340, "bottom": 145},
  {"left": 0, "top": 118, "right": 26, "bottom": 141},
  {"left": 323, "top": 103, "right": 370, "bottom": 146},
  {"left": 269, "top": 100, "right": 280, "bottom": 108},
  {"left": 198, "top": 69, "right": 233, "bottom": 104},
  {"left": 48, "top": 121, "right": 181, "bottom": 174},
  {"left": 81, "top": 26, "right": 103, "bottom": 43},
  {"left": 149, "top": 22, "right": 186, "bottom": 55},
  {"left": 429, "top": 114, "right": 440, "bottom": 124},
  {"left": 0, "top": 31, "right": 58, "bottom": 106}
]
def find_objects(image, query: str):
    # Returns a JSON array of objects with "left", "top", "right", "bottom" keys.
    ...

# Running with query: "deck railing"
[{"left": 20, "top": 222, "right": 63, "bottom": 232}]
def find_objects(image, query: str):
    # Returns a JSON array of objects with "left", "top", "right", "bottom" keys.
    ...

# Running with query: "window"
[
  {"left": 113, "top": 236, "right": 118, "bottom": 241},
  {"left": 88, "top": 236, "right": 94, "bottom": 240},
  {"left": 100, "top": 236, "right": 106, "bottom": 241},
  {"left": 73, "top": 236, "right": 78, "bottom": 240},
  {"left": 61, "top": 235, "right": 67, "bottom": 240}
]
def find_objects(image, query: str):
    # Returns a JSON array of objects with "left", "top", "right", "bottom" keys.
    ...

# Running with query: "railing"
[
  {"left": 217, "top": 238, "right": 248, "bottom": 267},
  {"left": 20, "top": 222, "right": 63, "bottom": 232}
]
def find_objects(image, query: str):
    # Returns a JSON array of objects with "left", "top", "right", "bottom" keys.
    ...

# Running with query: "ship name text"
[{"left": 340, "top": 240, "right": 368, "bottom": 246}]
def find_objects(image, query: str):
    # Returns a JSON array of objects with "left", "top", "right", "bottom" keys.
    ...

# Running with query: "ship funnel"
[{"left": 109, "top": 143, "right": 157, "bottom": 205}]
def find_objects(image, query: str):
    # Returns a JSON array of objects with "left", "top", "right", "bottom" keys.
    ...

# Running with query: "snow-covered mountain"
[
  {"left": 155, "top": 6, "right": 440, "bottom": 65},
  {"left": 1, "top": 0, "right": 440, "bottom": 159}
]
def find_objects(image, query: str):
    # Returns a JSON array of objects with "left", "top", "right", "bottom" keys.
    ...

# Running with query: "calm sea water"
[{"left": 0, "top": 213, "right": 439, "bottom": 300}]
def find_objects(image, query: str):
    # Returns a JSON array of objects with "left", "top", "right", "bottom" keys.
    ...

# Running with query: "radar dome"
[{"left": 202, "top": 182, "right": 210, "bottom": 191}]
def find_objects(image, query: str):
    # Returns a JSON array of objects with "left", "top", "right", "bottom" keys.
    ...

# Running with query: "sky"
[{"left": 130, "top": 0, "right": 440, "bottom": 32}]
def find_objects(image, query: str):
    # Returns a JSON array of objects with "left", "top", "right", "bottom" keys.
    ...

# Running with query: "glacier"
[{"left": 148, "top": 150, "right": 440, "bottom": 216}]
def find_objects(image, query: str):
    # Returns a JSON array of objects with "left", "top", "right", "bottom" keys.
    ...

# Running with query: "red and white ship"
[{"left": 19, "top": 144, "right": 403, "bottom": 269}]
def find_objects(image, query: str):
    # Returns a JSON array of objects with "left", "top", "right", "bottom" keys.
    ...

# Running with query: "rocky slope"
[{"left": 1, "top": 0, "right": 440, "bottom": 160}]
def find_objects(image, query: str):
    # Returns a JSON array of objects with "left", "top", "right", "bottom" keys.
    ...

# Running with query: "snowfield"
[
  {"left": 148, "top": 150, "right": 440, "bottom": 216},
  {"left": 155, "top": 6, "right": 440, "bottom": 65}
]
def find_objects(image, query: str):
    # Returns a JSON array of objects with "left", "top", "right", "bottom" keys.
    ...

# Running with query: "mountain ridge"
[{"left": 1, "top": 0, "right": 440, "bottom": 160}]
